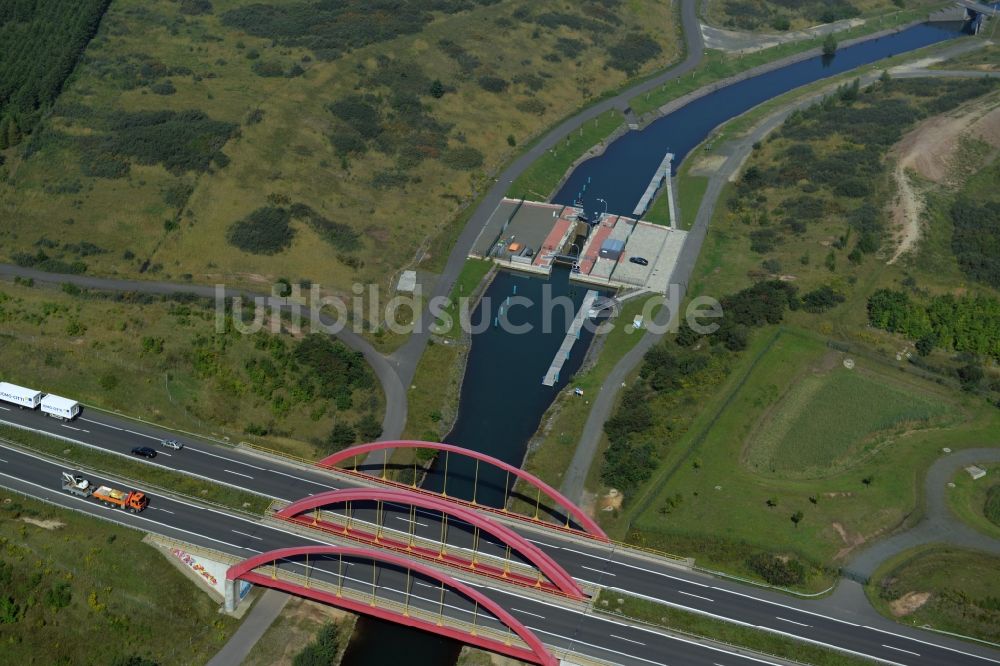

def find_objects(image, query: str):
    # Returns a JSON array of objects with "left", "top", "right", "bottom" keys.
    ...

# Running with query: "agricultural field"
[
  {"left": 0, "top": 491, "right": 241, "bottom": 664},
  {"left": 703, "top": 0, "right": 939, "bottom": 32},
  {"left": 0, "top": 279, "right": 382, "bottom": 459},
  {"left": 868, "top": 545, "right": 1000, "bottom": 643},
  {"left": 0, "top": 0, "right": 680, "bottom": 305},
  {"left": 947, "top": 463, "right": 1000, "bottom": 540}
]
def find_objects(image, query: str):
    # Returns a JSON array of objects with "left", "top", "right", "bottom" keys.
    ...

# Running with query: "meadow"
[
  {"left": 744, "top": 367, "right": 950, "bottom": 478},
  {"left": 704, "top": 0, "right": 939, "bottom": 32},
  {"left": 868, "top": 545, "right": 1000, "bottom": 643},
  {"left": 0, "top": 0, "right": 680, "bottom": 304},
  {"left": 946, "top": 463, "right": 1000, "bottom": 541},
  {"left": 0, "top": 491, "right": 241, "bottom": 664},
  {"left": 0, "top": 279, "right": 382, "bottom": 459}
]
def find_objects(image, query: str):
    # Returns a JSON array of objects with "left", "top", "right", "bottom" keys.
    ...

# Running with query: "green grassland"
[
  {"left": 705, "top": 0, "right": 939, "bottom": 33},
  {"left": 584, "top": 78, "right": 1000, "bottom": 590},
  {"left": 868, "top": 545, "right": 1000, "bottom": 644},
  {"left": 0, "top": 279, "right": 382, "bottom": 459},
  {"left": 0, "top": 491, "right": 241, "bottom": 664},
  {"left": 0, "top": 0, "right": 680, "bottom": 301},
  {"left": 243, "top": 598, "right": 354, "bottom": 666},
  {"left": 743, "top": 367, "right": 950, "bottom": 479},
  {"left": 947, "top": 463, "right": 1000, "bottom": 540}
]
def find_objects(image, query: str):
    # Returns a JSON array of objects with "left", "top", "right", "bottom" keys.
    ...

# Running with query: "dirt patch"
[
  {"left": 887, "top": 96, "right": 1000, "bottom": 265},
  {"left": 598, "top": 489, "right": 623, "bottom": 512},
  {"left": 20, "top": 517, "right": 65, "bottom": 530},
  {"left": 889, "top": 591, "right": 931, "bottom": 617}
]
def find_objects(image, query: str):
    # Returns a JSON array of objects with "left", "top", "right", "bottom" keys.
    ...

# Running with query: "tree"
[
  {"left": 822, "top": 34, "right": 838, "bottom": 56},
  {"left": 429, "top": 79, "right": 445, "bottom": 98},
  {"left": 355, "top": 413, "right": 382, "bottom": 442},
  {"left": 862, "top": 475, "right": 874, "bottom": 487},
  {"left": 915, "top": 334, "right": 935, "bottom": 357},
  {"left": 326, "top": 422, "right": 356, "bottom": 452},
  {"left": 791, "top": 511, "right": 804, "bottom": 528}
]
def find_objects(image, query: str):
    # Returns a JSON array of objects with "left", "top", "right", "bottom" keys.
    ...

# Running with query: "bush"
[
  {"left": 150, "top": 81, "right": 176, "bottom": 95},
  {"left": 293, "top": 623, "right": 340, "bottom": 666},
  {"left": 477, "top": 75, "right": 509, "bottom": 93},
  {"left": 226, "top": 207, "right": 295, "bottom": 255},
  {"left": 607, "top": 32, "right": 661, "bottom": 75},
  {"left": 986, "top": 485, "right": 1000, "bottom": 528},
  {"left": 746, "top": 553, "right": 805, "bottom": 586},
  {"left": 441, "top": 146, "right": 484, "bottom": 171},
  {"left": 801, "top": 285, "right": 845, "bottom": 313}
]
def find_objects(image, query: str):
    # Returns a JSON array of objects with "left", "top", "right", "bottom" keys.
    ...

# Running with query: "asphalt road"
[
  {"left": 0, "top": 442, "right": 805, "bottom": 666},
  {"left": 1, "top": 406, "right": 999, "bottom": 666}
]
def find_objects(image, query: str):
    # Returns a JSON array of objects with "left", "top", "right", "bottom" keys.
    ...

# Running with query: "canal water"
[
  {"left": 556, "top": 22, "right": 962, "bottom": 218},
  {"left": 340, "top": 20, "right": 962, "bottom": 666}
]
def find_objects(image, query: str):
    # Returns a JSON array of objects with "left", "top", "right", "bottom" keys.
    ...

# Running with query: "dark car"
[
  {"left": 131, "top": 446, "right": 157, "bottom": 459},
  {"left": 629, "top": 256, "right": 649, "bottom": 266}
]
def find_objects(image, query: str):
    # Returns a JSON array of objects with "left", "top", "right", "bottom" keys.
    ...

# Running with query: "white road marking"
[
  {"left": 882, "top": 644, "right": 921, "bottom": 657},
  {"left": 149, "top": 507, "right": 174, "bottom": 515},
  {"left": 678, "top": 590, "right": 714, "bottom": 602},
  {"left": 232, "top": 530, "right": 263, "bottom": 541},
  {"left": 524, "top": 537, "right": 560, "bottom": 549},
  {"left": 775, "top": 616, "right": 810, "bottom": 627},
  {"left": 863, "top": 625, "right": 1000, "bottom": 664},
  {"left": 711, "top": 586, "right": 859, "bottom": 627},
  {"left": 510, "top": 607, "right": 545, "bottom": 619},
  {"left": 157, "top": 451, "right": 172, "bottom": 457},
  {"left": 395, "top": 516, "right": 429, "bottom": 528},
  {"left": 125, "top": 429, "right": 159, "bottom": 441},
  {"left": 0, "top": 406, "right": 9, "bottom": 411},
  {"left": 266, "top": 468, "right": 334, "bottom": 488},
  {"left": 0, "top": 458, "right": 6, "bottom": 463},
  {"left": 80, "top": 417, "right": 122, "bottom": 430},
  {"left": 186, "top": 446, "right": 266, "bottom": 470},
  {"left": 61, "top": 425, "right": 90, "bottom": 433},
  {"left": 581, "top": 565, "right": 614, "bottom": 576},
  {"left": 610, "top": 634, "right": 645, "bottom": 646},
  {"left": 244, "top": 547, "right": 263, "bottom": 553},
  {"left": 224, "top": 469, "right": 254, "bottom": 479}
]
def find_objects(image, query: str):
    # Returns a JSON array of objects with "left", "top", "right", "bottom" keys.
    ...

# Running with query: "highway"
[{"left": 2, "top": 406, "right": 1000, "bottom": 666}]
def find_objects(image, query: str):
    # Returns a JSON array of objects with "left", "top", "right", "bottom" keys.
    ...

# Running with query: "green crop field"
[
  {"left": 868, "top": 546, "right": 1000, "bottom": 644},
  {"left": 744, "top": 368, "right": 949, "bottom": 478},
  {"left": 0, "top": 491, "right": 241, "bottom": 664}
]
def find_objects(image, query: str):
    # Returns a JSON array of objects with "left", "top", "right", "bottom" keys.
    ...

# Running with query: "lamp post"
[{"left": 596, "top": 198, "right": 608, "bottom": 222}]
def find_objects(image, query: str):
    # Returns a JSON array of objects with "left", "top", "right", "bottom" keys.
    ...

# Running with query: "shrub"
[
  {"left": 150, "top": 81, "right": 176, "bottom": 95},
  {"left": 477, "top": 75, "right": 509, "bottom": 93},
  {"left": 226, "top": 207, "right": 295, "bottom": 255},
  {"left": 985, "top": 485, "right": 1000, "bottom": 528},
  {"left": 801, "top": 285, "right": 845, "bottom": 313},
  {"left": 607, "top": 32, "right": 661, "bottom": 75},
  {"left": 252, "top": 61, "right": 286, "bottom": 77},
  {"left": 179, "top": 0, "right": 213, "bottom": 15},
  {"left": 293, "top": 623, "right": 340, "bottom": 666},
  {"left": 441, "top": 146, "right": 484, "bottom": 171},
  {"left": 746, "top": 553, "right": 805, "bottom": 586}
]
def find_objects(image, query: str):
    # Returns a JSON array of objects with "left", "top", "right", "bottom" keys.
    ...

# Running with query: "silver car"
[{"left": 161, "top": 439, "right": 183, "bottom": 451}]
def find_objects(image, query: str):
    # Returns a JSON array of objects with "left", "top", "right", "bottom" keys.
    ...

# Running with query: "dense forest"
[
  {"left": 951, "top": 198, "right": 1000, "bottom": 288},
  {"left": 0, "top": 0, "right": 111, "bottom": 148}
]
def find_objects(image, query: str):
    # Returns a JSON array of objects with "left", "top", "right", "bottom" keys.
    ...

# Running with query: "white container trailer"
[
  {"left": 41, "top": 394, "right": 80, "bottom": 421},
  {"left": 0, "top": 382, "right": 43, "bottom": 409}
]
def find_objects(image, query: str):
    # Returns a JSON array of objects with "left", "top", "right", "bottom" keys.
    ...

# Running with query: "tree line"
[{"left": 0, "top": 0, "right": 112, "bottom": 149}]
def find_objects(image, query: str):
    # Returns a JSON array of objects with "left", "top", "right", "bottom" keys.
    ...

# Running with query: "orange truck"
[{"left": 62, "top": 472, "right": 148, "bottom": 513}]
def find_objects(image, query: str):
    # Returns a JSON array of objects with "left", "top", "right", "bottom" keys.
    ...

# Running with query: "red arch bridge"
[{"left": 225, "top": 442, "right": 608, "bottom": 664}]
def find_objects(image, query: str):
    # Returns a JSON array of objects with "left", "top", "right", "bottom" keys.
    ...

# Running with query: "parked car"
[
  {"left": 161, "top": 439, "right": 183, "bottom": 450},
  {"left": 629, "top": 256, "right": 649, "bottom": 266},
  {"left": 131, "top": 446, "right": 157, "bottom": 459}
]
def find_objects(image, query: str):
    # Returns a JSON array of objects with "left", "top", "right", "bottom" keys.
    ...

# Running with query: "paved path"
[
  {"left": 845, "top": 448, "right": 1000, "bottom": 579},
  {"left": 206, "top": 589, "right": 289, "bottom": 666},
  {"left": 0, "top": 263, "right": 409, "bottom": 441}
]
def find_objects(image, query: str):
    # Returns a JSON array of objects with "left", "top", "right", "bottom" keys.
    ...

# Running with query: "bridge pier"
[{"left": 224, "top": 578, "right": 239, "bottom": 613}]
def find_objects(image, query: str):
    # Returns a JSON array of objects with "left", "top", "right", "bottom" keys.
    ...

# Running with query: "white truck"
[
  {"left": 0, "top": 382, "right": 43, "bottom": 409},
  {"left": 40, "top": 394, "right": 80, "bottom": 421}
]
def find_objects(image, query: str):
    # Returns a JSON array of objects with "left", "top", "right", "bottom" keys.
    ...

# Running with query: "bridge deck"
[{"left": 542, "top": 290, "right": 598, "bottom": 387}]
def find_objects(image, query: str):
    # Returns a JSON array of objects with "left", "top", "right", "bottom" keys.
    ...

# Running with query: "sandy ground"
[
  {"left": 887, "top": 95, "right": 1000, "bottom": 265},
  {"left": 19, "top": 517, "right": 65, "bottom": 530},
  {"left": 890, "top": 591, "right": 931, "bottom": 617}
]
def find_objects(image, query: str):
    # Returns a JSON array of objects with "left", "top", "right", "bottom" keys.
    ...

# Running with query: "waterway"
[
  {"left": 340, "top": 20, "right": 963, "bottom": 666},
  {"left": 555, "top": 22, "right": 962, "bottom": 218}
]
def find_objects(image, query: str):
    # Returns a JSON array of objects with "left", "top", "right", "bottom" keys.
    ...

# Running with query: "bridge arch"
[
  {"left": 277, "top": 487, "right": 585, "bottom": 599},
  {"left": 318, "top": 440, "right": 607, "bottom": 541},
  {"left": 227, "top": 545, "right": 557, "bottom": 666}
]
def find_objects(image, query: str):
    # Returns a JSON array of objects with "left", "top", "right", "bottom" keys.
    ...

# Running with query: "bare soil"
[
  {"left": 887, "top": 96, "right": 1000, "bottom": 264},
  {"left": 889, "top": 591, "right": 932, "bottom": 617},
  {"left": 19, "top": 517, "right": 65, "bottom": 530}
]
